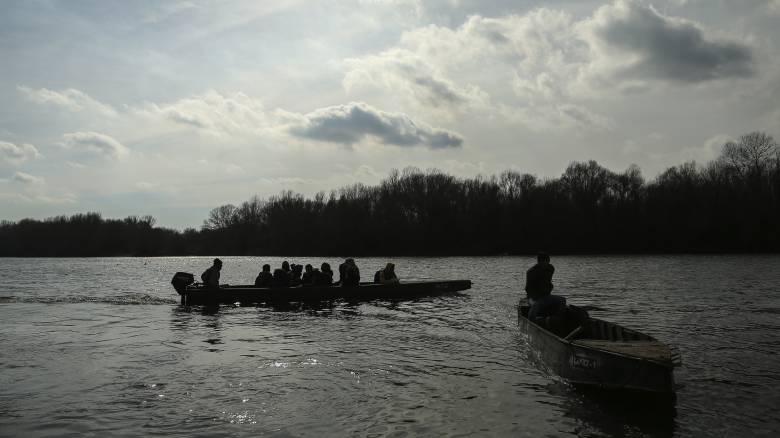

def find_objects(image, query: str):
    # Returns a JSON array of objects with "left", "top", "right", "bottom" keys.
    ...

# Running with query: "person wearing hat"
[{"left": 201, "top": 258, "right": 223, "bottom": 290}]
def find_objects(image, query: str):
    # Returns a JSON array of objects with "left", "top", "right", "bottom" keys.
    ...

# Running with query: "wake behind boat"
[
  {"left": 172, "top": 272, "right": 471, "bottom": 305},
  {"left": 518, "top": 304, "right": 681, "bottom": 394}
]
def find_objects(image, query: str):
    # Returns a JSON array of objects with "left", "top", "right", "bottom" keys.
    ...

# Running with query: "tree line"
[{"left": 1, "top": 131, "right": 778, "bottom": 256}]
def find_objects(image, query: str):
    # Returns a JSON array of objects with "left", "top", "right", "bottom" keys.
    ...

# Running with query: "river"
[{"left": 1, "top": 256, "right": 779, "bottom": 437}]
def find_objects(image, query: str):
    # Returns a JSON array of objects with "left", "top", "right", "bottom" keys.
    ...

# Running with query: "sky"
[{"left": 1, "top": 0, "right": 779, "bottom": 229}]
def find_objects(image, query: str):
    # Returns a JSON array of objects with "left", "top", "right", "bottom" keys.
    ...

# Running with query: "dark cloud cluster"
[
  {"left": 594, "top": 1, "right": 753, "bottom": 82},
  {"left": 291, "top": 102, "right": 463, "bottom": 149}
]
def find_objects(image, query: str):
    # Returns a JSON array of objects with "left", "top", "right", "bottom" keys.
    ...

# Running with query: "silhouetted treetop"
[{"left": 1, "top": 131, "right": 778, "bottom": 256}]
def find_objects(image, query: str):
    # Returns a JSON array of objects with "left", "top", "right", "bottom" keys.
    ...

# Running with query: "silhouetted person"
[
  {"left": 255, "top": 264, "right": 272, "bottom": 287},
  {"left": 302, "top": 264, "right": 316, "bottom": 286},
  {"left": 378, "top": 263, "right": 399, "bottom": 285},
  {"left": 341, "top": 258, "right": 360, "bottom": 286},
  {"left": 273, "top": 261, "right": 291, "bottom": 288},
  {"left": 525, "top": 253, "right": 566, "bottom": 322},
  {"left": 290, "top": 264, "right": 303, "bottom": 287},
  {"left": 317, "top": 262, "right": 334, "bottom": 286},
  {"left": 201, "top": 258, "right": 222, "bottom": 290},
  {"left": 337, "top": 259, "right": 347, "bottom": 285}
]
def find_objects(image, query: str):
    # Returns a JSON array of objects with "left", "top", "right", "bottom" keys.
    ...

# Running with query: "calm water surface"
[{"left": 1, "top": 256, "right": 779, "bottom": 437}]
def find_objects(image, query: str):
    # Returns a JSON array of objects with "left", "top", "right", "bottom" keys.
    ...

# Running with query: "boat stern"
[{"left": 171, "top": 272, "right": 195, "bottom": 295}]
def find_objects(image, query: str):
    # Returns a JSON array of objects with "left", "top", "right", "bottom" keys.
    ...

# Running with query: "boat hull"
[
  {"left": 518, "top": 306, "right": 676, "bottom": 394},
  {"left": 176, "top": 280, "right": 471, "bottom": 305}
]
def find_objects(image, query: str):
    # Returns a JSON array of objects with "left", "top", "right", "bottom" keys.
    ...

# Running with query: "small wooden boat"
[
  {"left": 171, "top": 272, "right": 471, "bottom": 305},
  {"left": 518, "top": 304, "right": 681, "bottom": 394}
]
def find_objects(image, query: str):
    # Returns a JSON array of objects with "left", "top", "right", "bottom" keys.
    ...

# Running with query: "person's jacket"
[
  {"left": 525, "top": 263, "right": 554, "bottom": 300},
  {"left": 201, "top": 266, "right": 220, "bottom": 288}
]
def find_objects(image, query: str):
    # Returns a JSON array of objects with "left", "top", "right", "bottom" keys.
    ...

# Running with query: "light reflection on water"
[{"left": 0, "top": 255, "right": 779, "bottom": 437}]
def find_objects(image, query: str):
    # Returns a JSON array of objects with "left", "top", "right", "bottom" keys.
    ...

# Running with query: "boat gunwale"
[
  {"left": 183, "top": 279, "right": 471, "bottom": 293},
  {"left": 517, "top": 304, "right": 675, "bottom": 369}
]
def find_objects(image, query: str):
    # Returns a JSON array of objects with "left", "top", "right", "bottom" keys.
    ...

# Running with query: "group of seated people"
[
  {"left": 254, "top": 261, "right": 335, "bottom": 288},
  {"left": 200, "top": 257, "right": 400, "bottom": 289},
  {"left": 252, "top": 258, "right": 399, "bottom": 288}
]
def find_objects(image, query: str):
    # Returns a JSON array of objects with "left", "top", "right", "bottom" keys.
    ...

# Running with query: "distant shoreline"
[{"left": 3, "top": 135, "right": 779, "bottom": 256}]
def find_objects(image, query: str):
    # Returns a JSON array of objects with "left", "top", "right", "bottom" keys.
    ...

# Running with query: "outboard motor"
[{"left": 171, "top": 272, "right": 195, "bottom": 294}]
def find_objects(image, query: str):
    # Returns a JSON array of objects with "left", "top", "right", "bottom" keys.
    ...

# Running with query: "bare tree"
[
  {"left": 721, "top": 131, "right": 778, "bottom": 178},
  {"left": 612, "top": 164, "right": 644, "bottom": 202},
  {"left": 561, "top": 160, "right": 614, "bottom": 207},
  {"left": 202, "top": 204, "right": 237, "bottom": 230}
]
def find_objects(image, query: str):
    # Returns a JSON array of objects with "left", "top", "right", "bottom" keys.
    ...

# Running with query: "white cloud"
[
  {"left": 66, "top": 161, "right": 86, "bottom": 169},
  {"left": 770, "top": 0, "right": 780, "bottom": 14},
  {"left": 12, "top": 171, "right": 44, "bottom": 185},
  {"left": 224, "top": 163, "right": 245, "bottom": 175},
  {"left": 0, "top": 141, "right": 42, "bottom": 165},
  {"left": 343, "top": 48, "right": 489, "bottom": 117},
  {"left": 135, "top": 181, "right": 159, "bottom": 191},
  {"left": 61, "top": 131, "right": 128, "bottom": 158},
  {"left": 135, "top": 90, "right": 269, "bottom": 138},
  {"left": 288, "top": 101, "right": 464, "bottom": 149},
  {"left": 0, "top": 192, "right": 76, "bottom": 204},
  {"left": 342, "top": 0, "right": 754, "bottom": 130},
  {"left": 18, "top": 86, "right": 118, "bottom": 117}
]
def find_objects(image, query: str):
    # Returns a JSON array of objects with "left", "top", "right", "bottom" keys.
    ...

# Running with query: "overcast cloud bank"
[{"left": 0, "top": 0, "right": 776, "bottom": 228}]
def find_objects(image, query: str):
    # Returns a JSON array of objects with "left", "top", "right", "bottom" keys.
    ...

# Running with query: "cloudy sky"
[{"left": 1, "top": 0, "right": 778, "bottom": 228}]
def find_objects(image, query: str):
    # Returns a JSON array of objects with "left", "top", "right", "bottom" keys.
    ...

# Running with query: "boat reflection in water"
[{"left": 550, "top": 381, "right": 678, "bottom": 437}]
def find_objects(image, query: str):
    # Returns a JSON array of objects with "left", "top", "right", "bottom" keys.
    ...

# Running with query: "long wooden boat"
[
  {"left": 518, "top": 304, "right": 681, "bottom": 394},
  {"left": 171, "top": 272, "right": 471, "bottom": 305}
]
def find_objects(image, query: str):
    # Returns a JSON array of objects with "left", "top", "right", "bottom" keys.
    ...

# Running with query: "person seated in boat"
[
  {"left": 255, "top": 264, "right": 273, "bottom": 287},
  {"left": 341, "top": 258, "right": 360, "bottom": 287},
  {"left": 525, "top": 253, "right": 566, "bottom": 323},
  {"left": 317, "top": 262, "right": 334, "bottom": 285},
  {"left": 377, "top": 263, "right": 399, "bottom": 285},
  {"left": 337, "top": 259, "right": 347, "bottom": 285},
  {"left": 272, "top": 261, "right": 291, "bottom": 288},
  {"left": 290, "top": 264, "right": 303, "bottom": 287},
  {"left": 302, "top": 264, "right": 317, "bottom": 286},
  {"left": 201, "top": 258, "right": 222, "bottom": 290},
  {"left": 373, "top": 268, "right": 381, "bottom": 283}
]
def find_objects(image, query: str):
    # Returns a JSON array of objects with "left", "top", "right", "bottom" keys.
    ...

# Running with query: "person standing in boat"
[
  {"left": 201, "top": 258, "right": 222, "bottom": 290},
  {"left": 255, "top": 264, "right": 273, "bottom": 287},
  {"left": 525, "top": 253, "right": 565, "bottom": 321}
]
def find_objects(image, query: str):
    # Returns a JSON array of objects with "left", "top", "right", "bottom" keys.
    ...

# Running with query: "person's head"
[
  {"left": 293, "top": 264, "right": 303, "bottom": 274},
  {"left": 305, "top": 264, "right": 313, "bottom": 273},
  {"left": 385, "top": 262, "right": 395, "bottom": 273},
  {"left": 321, "top": 262, "right": 331, "bottom": 272},
  {"left": 262, "top": 264, "right": 270, "bottom": 272},
  {"left": 213, "top": 258, "right": 223, "bottom": 270},
  {"left": 537, "top": 253, "right": 550, "bottom": 265},
  {"left": 282, "top": 261, "right": 290, "bottom": 271},
  {"left": 346, "top": 258, "right": 355, "bottom": 266}
]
